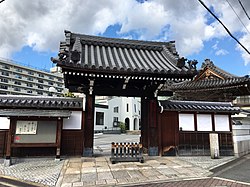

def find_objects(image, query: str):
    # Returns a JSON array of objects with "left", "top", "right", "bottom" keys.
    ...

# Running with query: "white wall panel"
[
  {"left": 0, "top": 117, "right": 10, "bottom": 129},
  {"left": 179, "top": 114, "right": 195, "bottom": 131},
  {"left": 197, "top": 114, "right": 212, "bottom": 131},
  {"left": 215, "top": 115, "right": 230, "bottom": 131},
  {"left": 63, "top": 111, "right": 82, "bottom": 130}
]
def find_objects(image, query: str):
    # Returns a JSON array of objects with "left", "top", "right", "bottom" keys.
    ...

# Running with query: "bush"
[{"left": 119, "top": 122, "right": 126, "bottom": 133}]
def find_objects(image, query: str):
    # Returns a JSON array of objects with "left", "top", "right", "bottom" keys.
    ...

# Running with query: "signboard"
[{"left": 16, "top": 121, "right": 37, "bottom": 134}]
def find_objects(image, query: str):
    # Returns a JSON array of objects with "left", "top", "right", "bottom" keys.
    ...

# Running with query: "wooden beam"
[
  {"left": 83, "top": 93, "right": 95, "bottom": 156},
  {"left": 56, "top": 118, "right": 63, "bottom": 159}
]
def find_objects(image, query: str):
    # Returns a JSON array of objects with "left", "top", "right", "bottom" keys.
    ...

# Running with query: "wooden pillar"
[
  {"left": 83, "top": 93, "right": 95, "bottom": 157},
  {"left": 147, "top": 98, "right": 159, "bottom": 156},
  {"left": 5, "top": 119, "right": 15, "bottom": 166},
  {"left": 56, "top": 118, "right": 63, "bottom": 160},
  {"left": 141, "top": 97, "right": 148, "bottom": 151}
]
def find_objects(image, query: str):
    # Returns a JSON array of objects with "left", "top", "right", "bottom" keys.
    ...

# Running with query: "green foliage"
[
  {"left": 119, "top": 122, "right": 126, "bottom": 133},
  {"left": 63, "top": 92, "right": 76, "bottom": 98}
]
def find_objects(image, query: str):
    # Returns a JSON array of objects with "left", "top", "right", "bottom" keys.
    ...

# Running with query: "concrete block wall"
[{"left": 232, "top": 124, "right": 250, "bottom": 157}]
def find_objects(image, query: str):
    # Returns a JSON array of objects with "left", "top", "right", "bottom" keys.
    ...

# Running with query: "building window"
[
  {"left": 27, "top": 83, "right": 33, "bottom": 87},
  {"left": 2, "top": 71, "right": 9, "bottom": 76},
  {"left": 2, "top": 65, "right": 10, "bottom": 69},
  {"left": 127, "top": 103, "right": 129, "bottom": 112},
  {"left": 28, "top": 71, "right": 34, "bottom": 75},
  {"left": 58, "top": 78, "right": 63, "bottom": 82},
  {"left": 49, "top": 76, "right": 54, "bottom": 80},
  {"left": 1, "top": 78, "right": 8, "bottom": 83},
  {"left": 96, "top": 112, "right": 104, "bottom": 125},
  {"left": 0, "top": 85, "right": 8, "bottom": 89},
  {"left": 114, "top": 106, "right": 119, "bottom": 113},
  {"left": 37, "top": 91, "right": 43, "bottom": 95},
  {"left": 48, "top": 81, "right": 53, "bottom": 85},
  {"left": 27, "top": 77, "right": 33, "bottom": 81},
  {"left": 48, "top": 93, "right": 53, "bottom": 96},
  {"left": 113, "top": 117, "right": 119, "bottom": 127},
  {"left": 27, "top": 90, "right": 32, "bottom": 94},
  {"left": 15, "top": 74, "right": 22, "bottom": 79},
  {"left": 14, "top": 87, "right": 21, "bottom": 91},
  {"left": 38, "top": 79, "right": 44, "bottom": 83},
  {"left": 38, "top": 73, "right": 44, "bottom": 78},
  {"left": 14, "top": 81, "right": 21, "bottom": 85},
  {"left": 37, "top": 85, "right": 43, "bottom": 89},
  {"left": 134, "top": 104, "right": 136, "bottom": 113},
  {"left": 16, "top": 68, "right": 22, "bottom": 72}
]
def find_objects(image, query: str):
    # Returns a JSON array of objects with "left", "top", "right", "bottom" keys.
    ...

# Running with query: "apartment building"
[{"left": 0, "top": 58, "right": 65, "bottom": 96}]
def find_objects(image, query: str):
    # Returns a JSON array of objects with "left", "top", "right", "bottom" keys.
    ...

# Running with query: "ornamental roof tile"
[
  {"left": 159, "top": 100, "right": 240, "bottom": 113},
  {"left": 0, "top": 95, "right": 83, "bottom": 109}
]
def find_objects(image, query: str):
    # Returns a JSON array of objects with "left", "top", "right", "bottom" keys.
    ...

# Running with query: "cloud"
[
  {"left": 215, "top": 49, "right": 229, "bottom": 56},
  {"left": 0, "top": 0, "right": 250, "bottom": 64}
]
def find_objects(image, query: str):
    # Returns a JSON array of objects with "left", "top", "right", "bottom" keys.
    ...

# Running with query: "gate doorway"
[{"left": 52, "top": 30, "right": 196, "bottom": 157}]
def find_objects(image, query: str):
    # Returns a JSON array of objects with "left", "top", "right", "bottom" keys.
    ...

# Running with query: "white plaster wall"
[
  {"left": 179, "top": 114, "right": 195, "bottom": 131},
  {"left": 197, "top": 114, "right": 212, "bottom": 131},
  {"left": 63, "top": 111, "right": 82, "bottom": 130},
  {"left": 0, "top": 117, "right": 10, "bottom": 129},
  {"left": 232, "top": 124, "right": 250, "bottom": 157}
]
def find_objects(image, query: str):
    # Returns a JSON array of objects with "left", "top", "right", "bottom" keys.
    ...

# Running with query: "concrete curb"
[{"left": 209, "top": 155, "right": 247, "bottom": 174}]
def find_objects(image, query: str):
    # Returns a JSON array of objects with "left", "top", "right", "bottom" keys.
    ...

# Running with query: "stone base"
[
  {"left": 83, "top": 148, "right": 93, "bottom": 157},
  {"left": 209, "top": 133, "right": 220, "bottom": 159},
  {"left": 4, "top": 159, "right": 11, "bottom": 167},
  {"left": 148, "top": 147, "right": 158, "bottom": 156}
]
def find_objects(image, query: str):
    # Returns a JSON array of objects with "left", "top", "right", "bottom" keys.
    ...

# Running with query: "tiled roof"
[
  {"left": 170, "top": 76, "right": 250, "bottom": 91},
  {"left": 0, "top": 95, "right": 83, "bottom": 109},
  {"left": 0, "top": 109, "right": 71, "bottom": 117},
  {"left": 200, "top": 59, "right": 236, "bottom": 79},
  {"left": 51, "top": 30, "right": 197, "bottom": 76},
  {"left": 159, "top": 100, "right": 240, "bottom": 113}
]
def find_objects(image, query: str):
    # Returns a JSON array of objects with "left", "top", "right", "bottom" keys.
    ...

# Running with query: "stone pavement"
[
  {"left": 0, "top": 155, "right": 245, "bottom": 187},
  {"left": 0, "top": 158, "right": 63, "bottom": 186},
  {"left": 56, "top": 155, "right": 236, "bottom": 187}
]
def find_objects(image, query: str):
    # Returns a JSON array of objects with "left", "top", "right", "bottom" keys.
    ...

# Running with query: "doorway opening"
[{"left": 93, "top": 96, "right": 141, "bottom": 156}]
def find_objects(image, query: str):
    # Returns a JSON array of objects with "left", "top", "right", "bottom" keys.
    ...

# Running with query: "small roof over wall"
[
  {"left": 0, "top": 95, "right": 83, "bottom": 109},
  {"left": 0, "top": 95, "right": 83, "bottom": 118},
  {"left": 159, "top": 100, "right": 240, "bottom": 114}
]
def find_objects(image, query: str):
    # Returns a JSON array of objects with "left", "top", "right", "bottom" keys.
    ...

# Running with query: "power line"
[
  {"left": 198, "top": 0, "right": 250, "bottom": 55},
  {"left": 238, "top": 0, "right": 250, "bottom": 20},
  {"left": 226, "top": 0, "right": 250, "bottom": 35},
  {"left": 0, "top": 0, "right": 5, "bottom": 3}
]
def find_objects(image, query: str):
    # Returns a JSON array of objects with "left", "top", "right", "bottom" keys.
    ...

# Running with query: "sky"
[{"left": 1, "top": 0, "right": 250, "bottom": 76}]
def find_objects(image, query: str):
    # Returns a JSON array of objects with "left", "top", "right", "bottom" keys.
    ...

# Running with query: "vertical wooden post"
[
  {"left": 56, "top": 118, "right": 62, "bottom": 160},
  {"left": 140, "top": 97, "right": 148, "bottom": 151},
  {"left": 5, "top": 119, "right": 15, "bottom": 166},
  {"left": 211, "top": 113, "right": 215, "bottom": 131},
  {"left": 83, "top": 93, "right": 95, "bottom": 157},
  {"left": 147, "top": 98, "right": 159, "bottom": 156}
]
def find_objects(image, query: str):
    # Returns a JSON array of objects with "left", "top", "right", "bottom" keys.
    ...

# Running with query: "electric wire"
[
  {"left": 198, "top": 0, "right": 250, "bottom": 55},
  {"left": 226, "top": 0, "right": 250, "bottom": 35},
  {"left": 238, "top": 0, "right": 250, "bottom": 20}
]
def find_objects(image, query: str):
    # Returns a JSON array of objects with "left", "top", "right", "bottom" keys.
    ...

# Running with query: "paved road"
[
  {"left": 0, "top": 176, "right": 39, "bottom": 187},
  {"left": 213, "top": 154, "right": 250, "bottom": 184},
  {"left": 131, "top": 177, "right": 250, "bottom": 187},
  {"left": 94, "top": 133, "right": 140, "bottom": 155}
]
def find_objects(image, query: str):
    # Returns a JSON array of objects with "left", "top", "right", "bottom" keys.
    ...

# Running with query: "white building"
[
  {"left": 0, "top": 58, "right": 65, "bottom": 96},
  {"left": 94, "top": 97, "right": 141, "bottom": 132}
]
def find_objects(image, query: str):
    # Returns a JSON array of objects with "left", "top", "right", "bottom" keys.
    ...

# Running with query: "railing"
[{"left": 110, "top": 142, "right": 144, "bottom": 164}]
